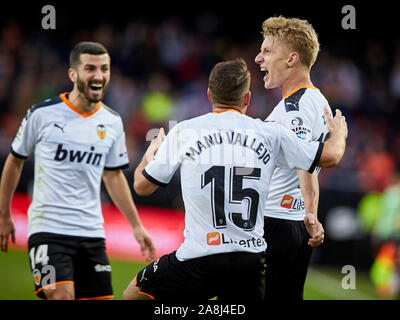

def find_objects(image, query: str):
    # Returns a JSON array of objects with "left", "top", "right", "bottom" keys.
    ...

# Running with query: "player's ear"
[
  {"left": 287, "top": 52, "right": 299, "bottom": 68},
  {"left": 244, "top": 91, "right": 251, "bottom": 107},
  {"left": 207, "top": 88, "right": 212, "bottom": 102},
  {"left": 68, "top": 68, "right": 77, "bottom": 83}
]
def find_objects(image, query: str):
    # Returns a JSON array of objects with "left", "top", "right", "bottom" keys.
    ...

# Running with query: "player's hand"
[
  {"left": 304, "top": 213, "right": 324, "bottom": 247},
  {"left": 0, "top": 214, "right": 16, "bottom": 253},
  {"left": 132, "top": 225, "right": 156, "bottom": 262},
  {"left": 144, "top": 128, "right": 166, "bottom": 162},
  {"left": 324, "top": 107, "right": 348, "bottom": 139}
]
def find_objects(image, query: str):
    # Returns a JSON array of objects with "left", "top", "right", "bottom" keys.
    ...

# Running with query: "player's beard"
[{"left": 77, "top": 75, "right": 108, "bottom": 104}]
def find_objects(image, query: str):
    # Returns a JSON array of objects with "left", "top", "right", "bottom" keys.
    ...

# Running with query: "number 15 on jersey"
[{"left": 201, "top": 166, "right": 261, "bottom": 232}]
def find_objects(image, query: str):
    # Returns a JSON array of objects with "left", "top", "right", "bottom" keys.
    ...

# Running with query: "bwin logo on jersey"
[{"left": 54, "top": 144, "right": 103, "bottom": 166}]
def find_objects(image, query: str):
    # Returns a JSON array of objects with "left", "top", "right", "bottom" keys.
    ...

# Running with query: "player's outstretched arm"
[
  {"left": 317, "top": 108, "right": 348, "bottom": 168},
  {"left": 102, "top": 169, "right": 156, "bottom": 261},
  {"left": 0, "top": 153, "right": 24, "bottom": 252},
  {"left": 134, "top": 128, "right": 165, "bottom": 196}
]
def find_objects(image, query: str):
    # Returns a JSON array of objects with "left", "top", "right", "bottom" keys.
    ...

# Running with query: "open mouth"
[
  {"left": 261, "top": 68, "right": 269, "bottom": 81},
  {"left": 89, "top": 83, "right": 103, "bottom": 92}
]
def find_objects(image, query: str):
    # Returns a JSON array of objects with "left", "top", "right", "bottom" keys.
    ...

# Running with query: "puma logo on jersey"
[
  {"left": 280, "top": 195, "right": 294, "bottom": 209},
  {"left": 207, "top": 232, "right": 221, "bottom": 245},
  {"left": 54, "top": 123, "right": 65, "bottom": 133},
  {"left": 140, "top": 268, "right": 148, "bottom": 282},
  {"left": 54, "top": 144, "right": 103, "bottom": 166},
  {"left": 286, "top": 101, "right": 298, "bottom": 110}
]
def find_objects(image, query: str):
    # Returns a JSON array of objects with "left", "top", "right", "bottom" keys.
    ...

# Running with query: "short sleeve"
[
  {"left": 143, "top": 124, "right": 181, "bottom": 186},
  {"left": 11, "top": 108, "right": 39, "bottom": 159},
  {"left": 281, "top": 110, "right": 314, "bottom": 141},
  {"left": 104, "top": 127, "right": 129, "bottom": 170},
  {"left": 275, "top": 123, "right": 323, "bottom": 173}
]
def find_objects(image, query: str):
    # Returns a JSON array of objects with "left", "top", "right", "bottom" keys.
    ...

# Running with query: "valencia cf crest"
[
  {"left": 33, "top": 269, "right": 41, "bottom": 286},
  {"left": 96, "top": 124, "right": 106, "bottom": 140}
]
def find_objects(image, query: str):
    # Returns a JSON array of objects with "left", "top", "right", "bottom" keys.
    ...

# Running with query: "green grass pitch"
[{"left": 0, "top": 249, "right": 381, "bottom": 300}]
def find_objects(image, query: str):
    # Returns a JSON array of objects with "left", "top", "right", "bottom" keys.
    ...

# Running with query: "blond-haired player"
[
  {"left": 122, "top": 58, "right": 347, "bottom": 300},
  {"left": 255, "top": 16, "right": 332, "bottom": 300}
]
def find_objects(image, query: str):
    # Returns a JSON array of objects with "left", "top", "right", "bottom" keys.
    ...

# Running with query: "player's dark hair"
[
  {"left": 69, "top": 41, "right": 109, "bottom": 69},
  {"left": 208, "top": 58, "right": 250, "bottom": 106}
]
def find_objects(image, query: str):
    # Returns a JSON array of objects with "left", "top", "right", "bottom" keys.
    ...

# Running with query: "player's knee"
[
  {"left": 122, "top": 285, "right": 137, "bottom": 300},
  {"left": 123, "top": 281, "right": 150, "bottom": 300},
  {"left": 122, "top": 288, "right": 131, "bottom": 300}
]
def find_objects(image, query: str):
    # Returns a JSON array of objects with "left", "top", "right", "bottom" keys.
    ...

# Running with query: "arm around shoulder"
[
  {"left": 133, "top": 128, "right": 166, "bottom": 196},
  {"left": 133, "top": 160, "right": 159, "bottom": 196},
  {"left": 317, "top": 108, "right": 347, "bottom": 168}
]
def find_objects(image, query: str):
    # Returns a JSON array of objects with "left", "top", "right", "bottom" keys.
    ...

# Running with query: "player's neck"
[
  {"left": 68, "top": 89, "right": 99, "bottom": 114},
  {"left": 280, "top": 70, "right": 314, "bottom": 99},
  {"left": 212, "top": 104, "right": 244, "bottom": 114}
]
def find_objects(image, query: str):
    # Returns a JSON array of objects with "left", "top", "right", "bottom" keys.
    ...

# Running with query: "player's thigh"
[
  {"left": 264, "top": 220, "right": 313, "bottom": 299},
  {"left": 263, "top": 218, "right": 293, "bottom": 289},
  {"left": 264, "top": 218, "right": 307, "bottom": 264},
  {"left": 217, "top": 252, "right": 266, "bottom": 301},
  {"left": 28, "top": 232, "right": 76, "bottom": 299},
  {"left": 73, "top": 237, "right": 113, "bottom": 300},
  {"left": 284, "top": 240, "right": 313, "bottom": 300},
  {"left": 135, "top": 251, "right": 218, "bottom": 300}
]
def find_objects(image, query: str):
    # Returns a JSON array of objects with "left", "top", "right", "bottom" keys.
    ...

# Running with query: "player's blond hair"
[{"left": 262, "top": 16, "right": 320, "bottom": 69}]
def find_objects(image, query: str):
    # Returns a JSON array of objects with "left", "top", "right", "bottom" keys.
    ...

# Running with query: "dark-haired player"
[
  {"left": 0, "top": 41, "right": 155, "bottom": 300},
  {"left": 122, "top": 58, "right": 347, "bottom": 300}
]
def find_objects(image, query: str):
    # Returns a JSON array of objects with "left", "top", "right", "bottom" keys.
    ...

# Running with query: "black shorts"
[
  {"left": 28, "top": 232, "right": 113, "bottom": 300},
  {"left": 263, "top": 217, "right": 313, "bottom": 300},
  {"left": 135, "top": 251, "right": 266, "bottom": 300}
]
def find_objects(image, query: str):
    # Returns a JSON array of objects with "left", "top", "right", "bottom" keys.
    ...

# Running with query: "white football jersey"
[
  {"left": 11, "top": 92, "right": 129, "bottom": 238},
  {"left": 264, "top": 86, "right": 332, "bottom": 221},
  {"left": 143, "top": 110, "right": 323, "bottom": 261}
]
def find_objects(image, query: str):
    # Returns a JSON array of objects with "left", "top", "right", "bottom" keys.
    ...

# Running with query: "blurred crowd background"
[{"left": 0, "top": 3, "right": 399, "bottom": 289}]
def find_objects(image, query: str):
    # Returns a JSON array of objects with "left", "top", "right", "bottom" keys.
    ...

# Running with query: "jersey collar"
[
  {"left": 60, "top": 92, "right": 102, "bottom": 118},
  {"left": 282, "top": 86, "right": 317, "bottom": 99},
  {"left": 212, "top": 108, "right": 242, "bottom": 115}
]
